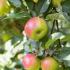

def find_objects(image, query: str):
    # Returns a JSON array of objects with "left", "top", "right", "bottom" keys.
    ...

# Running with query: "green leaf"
[
  {"left": 55, "top": 47, "right": 70, "bottom": 66},
  {"left": 25, "top": 0, "right": 34, "bottom": 10},
  {"left": 64, "top": 60, "right": 70, "bottom": 67},
  {"left": 62, "top": 0, "right": 70, "bottom": 21},
  {"left": 46, "top": 13, "right": 65, "bottom": 21},
  {"left": 45, "top": 38, "right": 57, "bottom": 49},
  {"left": 35, "top": 0, "right": 50, "bottom": 14},
  {"left": 58, "top": 47, "right": 70, "bottom": 58},
  {"left": 11, "top": 36, "right": 22, "bottom": 46},
  {"left": 61, "top": 35, "right": 70, "bottom": 42},
  {"left": 35, "top": 0, "right": 44, "bottom": 14},
  {"left": 4, "top": 11, "right": 30, "bottom": 20},
  {"left": 40, "top": 0, "right": 51, "bottom": 13},
  {"left": 45, "top": 32, "right": 65, "bottom": 49},
  {"left": 9, "top": 0, "right": 21, "bottom": 7}
]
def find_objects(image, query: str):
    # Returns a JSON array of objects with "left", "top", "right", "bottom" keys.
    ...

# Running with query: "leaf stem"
[
  {"left": 51, "top": 20, "right": 55, "bottom": 34},
  {"left": 55, "top": 20, "right": 62, "bottom": 48}
]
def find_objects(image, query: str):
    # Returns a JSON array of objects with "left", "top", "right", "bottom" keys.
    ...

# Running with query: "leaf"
[
  {"left": 63, "top": 60, "right": 70, "bottom": 67},
  {"left": 55, "top": 47, "right": 70, "bottom": 66},
  {"left": 45, "top": 32, "right": 65, "bottom": 49},
  {"left": 61, "top": 35, "right": 70, "bottom": 42},
  {"left": 35, "top": 0, "right": 50, "bottom": 14},
  {"left": 40, "top": 0, "right": 51, "bottom": 13},
  {"left": 25, "top": 0, "right": 34, "bottom": 10},
  {"left": 51, "top": 32, "right": 65, "bottom": 39},
  {"left": 11, "top": 36, "right": 23, "bottom": 48},
  {"left": 9, "top": 0, "right": 21, "bottom": 7},
  {"left": 62, "top": 0, "right": 70, "bottom": 21},
  {"left": 4, "top": 11, "right": 30, "bottom": 20},
  {"left": 45, "top": 38, "right": 57, "bottom": 49},
  {"left": 58, "top": 47, "right": 70, "bottom": 58},
  {"left": 46, "top": 13, "right": 65, "bottom": 21}
]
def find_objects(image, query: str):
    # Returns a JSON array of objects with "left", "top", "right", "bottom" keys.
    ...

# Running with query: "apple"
[
  {"left": 24, "top": 17, "right": 48, "bottom": 41},
  {"left": 41, "top": 57, "right": 59, "bottom": 70},
  {"left": 52, "top": 0, "right": 62, "bottom": 7},
  {"left": 32, "top": 0, "right": 39, "bottom": 3},
  {"left": 0, "top": 0, "right": 10, "bottom": 16},
  {"left": 22, "top": 53, "right": 40, "bottom": 70}
]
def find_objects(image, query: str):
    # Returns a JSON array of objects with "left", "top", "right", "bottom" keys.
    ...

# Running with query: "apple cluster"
[
  {"left": 18, "top": 53, "right": 59, "bottom": 70},
  {"left": 20, "top": 17, "right": 59, "bottom": 70}
]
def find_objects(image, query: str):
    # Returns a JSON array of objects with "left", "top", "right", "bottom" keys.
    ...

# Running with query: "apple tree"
[{"left": 0, "top": 0, "right": 70, "bottom": 70}]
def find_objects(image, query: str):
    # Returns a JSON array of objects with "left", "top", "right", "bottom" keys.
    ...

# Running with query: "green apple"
[
  {"left": 22, "top": 53, "right": 40, "bottom": 70},
  {"left": 0, "top": 0, "right": 10, "bottom": 16},
  {"left": 41, "top": 57, "right": 59, "bottom": 70},
  {"left": 24, "top": 17, "right": 48, "bottom": 41},
  {"left": 32, "top": 0, "right": 39, "bottom": 3},
  {"left": 52, "top": 0, "right": 62, "bottom": 7}
]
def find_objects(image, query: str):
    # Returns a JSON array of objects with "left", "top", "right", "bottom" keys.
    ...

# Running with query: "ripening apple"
[
  {"left": 24, "top": 17, "right": 48, "bottom": 41},
  {"left": 0, "top": 0, "right": 10, "bottom": 16},
  {"left": 22, "top": 53, "right": 40, "bottom": 70},
  {"left": 41, "top": 57, "right": 59, "bottom": 70}
]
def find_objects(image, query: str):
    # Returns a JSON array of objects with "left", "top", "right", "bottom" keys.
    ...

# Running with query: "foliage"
[{"left": 0, "top": 0, "right": 70, "bottom": 70}]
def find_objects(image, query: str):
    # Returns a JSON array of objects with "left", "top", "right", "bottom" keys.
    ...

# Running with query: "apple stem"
[{"left": 50, "top": 20, "right": 56, "bottom": 34}]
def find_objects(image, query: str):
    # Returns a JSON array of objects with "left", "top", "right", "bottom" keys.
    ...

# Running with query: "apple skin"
[
  {"left": 22, "top": 53, "right": 40, "bottom": 70},
  {"left": 24, "top": 17, "right": 48, "bottom": 41},
  {"left": 41, "top": 57, "right": 59, "bottom": 70},
  {"left": 0, "top": 0, "right": 10, "bottom": 16}
]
